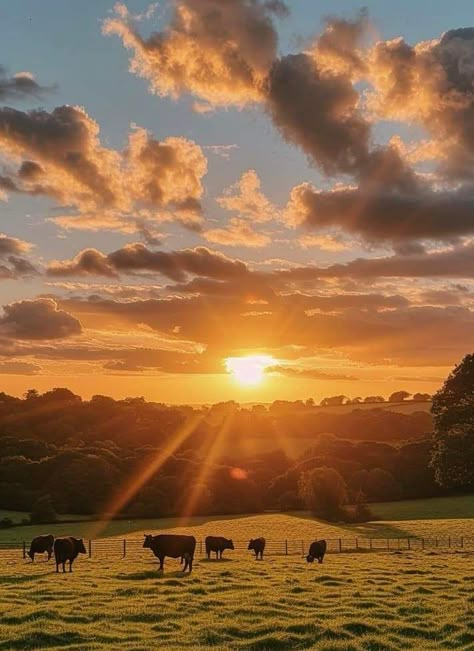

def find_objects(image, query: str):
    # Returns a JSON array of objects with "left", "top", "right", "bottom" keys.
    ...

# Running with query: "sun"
[{"left": 225, "top": 355, "right": 275, "bottom": 386}]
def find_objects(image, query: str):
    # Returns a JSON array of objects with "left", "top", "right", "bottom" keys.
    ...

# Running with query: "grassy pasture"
[
  {"left": 1, "top": 495, "right": 473, "bottom": 545},
  {"left": 0, "top": 543, "right": 472, "bottom": 650}
]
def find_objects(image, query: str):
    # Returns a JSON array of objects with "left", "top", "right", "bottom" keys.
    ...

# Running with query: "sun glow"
[{"left": 225, "top": 355, "right": 275, "bottom": 386}]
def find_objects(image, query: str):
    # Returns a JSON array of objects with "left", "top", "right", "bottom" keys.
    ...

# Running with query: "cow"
[
  {"left": 306, "top": 540, "right": 327, "bottom": 564},
  {"left": 248, "top": 537, "right": 265, "bottom": 559},
  {"left": 53, "top": 537, "right": 87, "bottom": 573},
  {"left": 28, "top": 534, "right": 54, "bottom": 562},
  {"left": 143, "top": 534, "right": 196, "bottom": 573},
  {"left": 205, "top": 536, "right": 234, "bottom": 560}
]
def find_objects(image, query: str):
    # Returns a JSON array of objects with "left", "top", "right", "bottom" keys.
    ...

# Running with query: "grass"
[
  {"left": 0, "top": 537, "right": 472, "bottom": 650},
  {"left": 371, "top": 496, "right": 474, "bottom": 521},
  {"left": 1, "top": 494, "right": 473, "bottom": 545}
]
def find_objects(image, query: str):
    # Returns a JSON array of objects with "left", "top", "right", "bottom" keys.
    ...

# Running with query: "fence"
[{"left": 1, "top": 535, "right": 473, "bottom": 560}]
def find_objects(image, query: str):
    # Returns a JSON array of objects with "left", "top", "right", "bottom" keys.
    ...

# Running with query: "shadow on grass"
[
  {"left": 284, "top": 512, "right": 412, "bottom": 538},
  {"left": 115, "top": 569, "right": 192, "bottom": 581},
  {"left": 200, "top": 557, "right": 234, "bottom": 563}
]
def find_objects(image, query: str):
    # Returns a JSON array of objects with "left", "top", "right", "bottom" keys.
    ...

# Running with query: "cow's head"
[
  {"left": 143, "top": 534, "right": 153, "bottom": 549},
  {"left": 76, "top": 538, "right": 87, "bottom": 555},
  {"left": 27, "top": 549, "right": 34, "bottom": 560},
  {"left": 226, "top": 539, "right": 235, "bottom": 550},
  {"left": 248, "top": 539, "right": 254, "bottom": 551},
  {"left": 306, "top": 554, "right": 315, "bottom": 563}
]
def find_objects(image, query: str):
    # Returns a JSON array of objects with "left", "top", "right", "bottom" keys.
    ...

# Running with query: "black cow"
[
  {"left": 28, "top": 534, "right": 54, "bottom": 562},
  {"left": 143, "top": 534, "right": 196, "bottom": 573},
  {"left": 306, "top": 540, "right": 327, "bottom": 564},
  {"left": 248, "top": 537, "right": 265, "bottom": 559},
  {"left": 53, "top": 537, "right": 87, "bottom": 573},
  {"left": 205, "top": 536, "right": 234, "bottom": 559}
]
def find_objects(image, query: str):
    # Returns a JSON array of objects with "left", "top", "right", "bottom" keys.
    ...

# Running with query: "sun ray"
[
  {"left": 177, "top": 410, "right": 235, "bottom": 523},
  {"left": 87, "top": 412, "right": 204, "bottom": 538}
]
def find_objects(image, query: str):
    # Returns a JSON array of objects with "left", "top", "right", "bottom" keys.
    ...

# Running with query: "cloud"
[
  {"left": 0, "top": 66, "right": 53, "bottom": 102},
  {"left": 0, "top": 298, "right": 82, "bottom": 340},
  {"left": 284, "top": 180, "right": 474, "bottom": 244},
  {"left": 367, "top": 28, "right": 474, "bottom": 180},
  {"left": 267, "top": 364, "right": 357, "bottom": 381},
  {"left": 103, "top": 0, "right": 287, "bottom": 106},
  {"left": 216, "top": 170, "right": 277, "bottom": 223},
  {"left": 298, "top": 233, "right": 349, "bottom": 251},
  {"left": 0, "top": 106, "right": 207, "bottom": 232},
  {"left": 48, "top": 244, "right": 250, "bottom": 282},
  {"left": 0, "top": 233, "right": 37, "bottom": 280},
  {"left": 204, "top": 218, "right": 271, "bottom": 247},
  {"left": 0, "top": 360, "right": 42, "bottom": 375}
]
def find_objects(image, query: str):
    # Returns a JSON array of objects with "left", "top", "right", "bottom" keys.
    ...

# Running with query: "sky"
[{"left": 1, "top": 0, "right": 474, "bottom": 403}]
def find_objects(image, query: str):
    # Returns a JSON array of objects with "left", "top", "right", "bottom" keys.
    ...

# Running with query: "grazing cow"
[
  {"left": 205, "top": 536, "right": 234, "bottom": 560},
  {"left": 306, "top": 540, "right": 327, "bottom": 564},
  {"left": 248, "top": 537, "right": 265, "bottom": 559},
  {"left": 28, "top": 534, "right": 54, "bottom": 562},
  {"left": 143, "top": 534, "right": 196, "bottom": 573},
  {"left": 53, "top": 537, "right": 87, "bottom": 573}
]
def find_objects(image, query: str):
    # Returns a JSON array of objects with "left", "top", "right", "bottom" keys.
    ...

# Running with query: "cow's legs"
[
  {"left": 188, "top": 556, "right": 193, "bottom": 573},
  {"left": 158, "top": 556, "right": 164, "bottom": 571},
  {"left": 62, "top": 562, "right": 66, "bottom": 573},
  {"left": 56, "top": 562, "right": 59, "bottom": 573},
  {"left": 69, "top": 560, "right": 73, "bottom": 573},
  {"left": 47, "top": 550, "right": 52, "bottom": 561}
]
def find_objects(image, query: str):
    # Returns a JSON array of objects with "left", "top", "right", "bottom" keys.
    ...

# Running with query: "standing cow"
[
  {"left": 53, "top": 537, "right": 87, "bottom": 573},
  {"left": 248, "top": 537, "right": 265, "bottom": 559},
  {"left": 205, "top": 536, "right": 234, "bottom": 559},
  {"left": 28, "top": 534, "right": 54, "bottom": 562},
  {"left": 306, "top": 540, "right": 327, "bottom": 564},
  {"left": 143, "top": 534, "right": 196, "bottom": 573}
]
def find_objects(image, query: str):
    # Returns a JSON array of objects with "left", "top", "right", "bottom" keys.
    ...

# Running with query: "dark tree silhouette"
[
  {"left": 431, "top": 354, "right": 474, "bottom": 488},
  {"left": 298, "top": 467, "right": 347, "bottom": 520},
  {"left": 388, "top": 390, "right": 411, "bottom": 402}
]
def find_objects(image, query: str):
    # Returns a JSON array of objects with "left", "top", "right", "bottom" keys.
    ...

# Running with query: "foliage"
[
  {"left": 298, "top": 467, "right": 347, "bottom": 520},
  {"left": 431, "top": 354, "right": 474, "bottom": 488}
]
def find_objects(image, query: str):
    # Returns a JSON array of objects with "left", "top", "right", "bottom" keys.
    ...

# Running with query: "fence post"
[
  {"left": 22, "top": 541, "right": 26, "bottom": 559},
  {"left": 408, "top": 538, "right": 411, "bottom": 550},
  {"left": 355, "top": 538, "right": 359, "bottom": 551},
  {"left": 369, "top": 538, "right": 372, "bottom": 551},
  {"left": 436, "top": 538, "right": 438, "bottom": 548},
  {"left": 301, "top": 540, "right": 304, "bottom": 556},
  {"left": 285, "top": 540, "right": 288, "bottom": 555},
  {"left": 122, "top": 539, "right": 126, "bottom": 558},
  {"left": 449, "top": 536, "right": 451, "bottom": 548},
  {"left": 387, "top": 538, "right": 390, "bottom": 550},
  {"left": 461, "top": 537, "right": 464, "bottom": 549},
  {"left": 421, "top": 537, "right": 424, "bottom": 550},
  {"left": 88, "top": 539, "right": 92, "bottom": 558},
  {"left": 338, "top": 538, "right": 342, "bottom": 553}
]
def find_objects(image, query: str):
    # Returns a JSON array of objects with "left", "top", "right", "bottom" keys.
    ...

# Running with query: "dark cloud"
[
  {"left": 0, "top": 299, "right": 82, "bottom": 340},
  {"left": 285, "top": 181, "right": 474, "bottom": 243},
  {"left": 0, "top": 233, "right": 37, "bottom": 280},
  {"left": 48, "top": 244, "right": 250, "bottom": 283},
  {"left": 0, "top": 66, "right": 52, "bottom": 102}
]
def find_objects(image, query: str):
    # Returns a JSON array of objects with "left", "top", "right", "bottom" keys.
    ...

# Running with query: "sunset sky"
[{"left": 1, "top": 0, "right": 474, "bottom": 403}]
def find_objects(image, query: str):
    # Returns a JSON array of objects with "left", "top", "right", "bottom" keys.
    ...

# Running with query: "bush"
[
  {"left": 297, "top": 467, "right": 347, "bottom": 520},
  {"left": 0, "top": 517, "right": 14, "bottom": 529}
]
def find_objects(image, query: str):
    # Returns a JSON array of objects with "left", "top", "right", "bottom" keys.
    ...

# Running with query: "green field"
[
  {"left": 0, "top": 517, "right": 472, "bottom": 650},
  {"left": 1, "top": 495, "right": 473, "bottom": 545}
]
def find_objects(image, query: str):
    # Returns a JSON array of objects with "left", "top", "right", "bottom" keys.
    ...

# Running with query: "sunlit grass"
[{"left": 0, "top": 543, "right": 472, "bottom": 650}]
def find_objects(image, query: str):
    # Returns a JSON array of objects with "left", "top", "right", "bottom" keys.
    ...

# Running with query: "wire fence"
[{"left": 1, "top": 535, "right": 473, "bottom": 560}]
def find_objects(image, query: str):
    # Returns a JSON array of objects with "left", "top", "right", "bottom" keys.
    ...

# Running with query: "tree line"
[{"left": 0, "top": 357, "right": 471, "bottom": 525}]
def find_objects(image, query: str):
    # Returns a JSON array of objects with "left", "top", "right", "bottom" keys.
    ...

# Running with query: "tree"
[
  {"left": 431, "top": 354, "right": 474, "bottom": 488},
  {"left": 388, "top": 391, "right": 411, "bottom": 403},
  {"left": 320, "top": 395, "right": 348, "bottom": 407},
  {"left": 413, "top": 392, "right": 431, "bottom": 402},
  {"left": 297, "top": 467, "right": 347, "bottom": 520},
  {"left": 30, "top": 494, "right": 57, "bottom": 524},
  {"left": 364, "top": 396, "right": 385, "bottom": 403}
]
